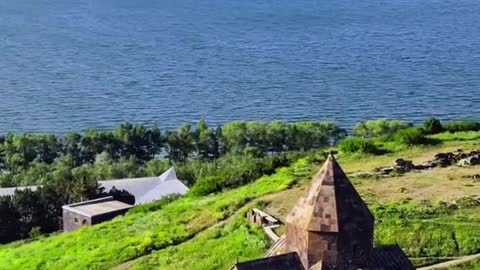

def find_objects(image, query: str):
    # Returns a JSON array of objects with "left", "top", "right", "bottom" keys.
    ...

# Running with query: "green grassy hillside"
[
  {"left": 0, "top": 158, "right": 314, "bottom": 270},
  {"left": 1, "top": 131, "right": 480, "bottom": 270},
  {"left": 126, "top": 133, "right": 480, "bottom": 270}
]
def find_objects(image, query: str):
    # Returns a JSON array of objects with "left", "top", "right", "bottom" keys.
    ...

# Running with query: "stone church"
[{"left": 231, "top": 154, "right": 415, "bottom": 270}]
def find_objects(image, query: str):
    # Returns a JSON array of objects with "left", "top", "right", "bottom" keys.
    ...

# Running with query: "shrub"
[
  {"left": 423, "top": 118, "right": 444, "bottom": 135},
  {"left": 29, "top": 227, "right": 42, "bottom": 238},
  {"left": 187, "top": 154, "right": 300, "bottom": 197},
  {"left": 128, "top": 194, "right": 183, "bottom": 215},
  {"left": 443, "top": 121, "right": 480, "bottom": 133},
  {"left": 354, "top": 119, "right": 412, "bottom": 139},
  {"left": 394, "top": 128, "right": 426, "bottom": 145},
  {"left": 338, "top": 138, "right": 379, "bottom": 154},
  {"left": 189, "top": 176, "right": 225, "bottom": 197}
]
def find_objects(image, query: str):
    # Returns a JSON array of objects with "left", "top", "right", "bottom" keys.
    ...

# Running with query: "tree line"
[
  {"left": 0, "top": 120, "right": 346, "bottom": 187},
  {"left": 3, "top": 118, "right": 476, "bottom": 244},
  {"left": 0, "top": 120, "right": 345, "bottom": 244}
]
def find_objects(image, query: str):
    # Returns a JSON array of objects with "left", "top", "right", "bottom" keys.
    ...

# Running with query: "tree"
[
  {"left": 267, "top": 121, "right": 288, "bottom": 153},
  {"left": 11, "top": 189, "right": 45, "bottom": 238},
  {"left": 222, "top": 122, "right": 248, "bottom": 153},
  {"left": 0, "top": 196, "right": 20, "bottom": 243},
  {"left": 245, "top": 122, "right": 269, "bottom": 157},
  {"left": 63, "top": 133, "right": 82, "bottom": 166},
  {"left": 195, "top": 120, "right": 218, "bottom": 161},
  {"left": 34, "top": 135, "right": 60, "bottom": 164},
  {"left": 2, "top": 135, "right": 37, "bottom": 172},
  {"left": 166, "top": 125, "right": 195, "bottom": 163},
  {"left": 423, "top": 118, "right": 444, "bottom": 135},
  {"left": 145, "top": 126, "right": 163, "bottom": 160}
]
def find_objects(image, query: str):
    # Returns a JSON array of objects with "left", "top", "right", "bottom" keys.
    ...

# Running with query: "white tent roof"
[
  {"left": 99, "top": 167, "right": 189, "bottom": 205},
  {"left": 0, "top": 167, "right": 189, "bottom": 205}
]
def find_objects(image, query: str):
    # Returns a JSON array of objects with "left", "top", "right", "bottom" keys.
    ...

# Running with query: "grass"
[
  {"left": 1, "top": 131, "right": 479, "bottom": 270},
  {"left": 129, "top": 213, "right": 270, "bottom": 270},
  {"left": 123, "top": 203, "right": 480, "bottom": 269},
  {"left": 431, "top": 131, "right": 480, "bottom": 142},
  {"left": 339, "top": 140, "right": 479, "bottom": 174},
  {"left": 443, "top": 258, "right": 480, "bottom": 269},
  {"left": 352, "top": 166, "right": 480, "bottom": 203},
  {"left": 374, "top": 206, "right": 480, "bottom": 257},
  {"left": 0, "top": 158, "right": 314, "bottom": 270}
]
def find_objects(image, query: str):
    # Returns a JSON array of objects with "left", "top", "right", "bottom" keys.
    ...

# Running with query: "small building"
[
  {"left": 62, "top": 196, "right": 133, "bottom": 232},
  {"left": 231, "top": 154, "right": 415, "bottom": 270}
]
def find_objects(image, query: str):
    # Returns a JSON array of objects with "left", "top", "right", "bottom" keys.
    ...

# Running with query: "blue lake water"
[{"left": 1, "top": 0, "right": 480, "bottom": 134}]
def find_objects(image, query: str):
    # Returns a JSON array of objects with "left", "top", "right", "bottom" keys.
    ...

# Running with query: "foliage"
[
  {"left": 423, "top": 118, "right": 444, "bottom": 135},
  {"left": 338, "top": 138, "right": 380, "bottom": 155},
  {"left": 0, "top": 182, "right": 134, "bottom": 244},
  {"left": 0, "top": 120, "right": 344, "bottom": 188},
  {"left": 443, "top": 121, "right": 480, "bottom": 133},
  {"left": 128, "top": 194, "right": 182, "bottom": 215},
  {"left": 430, "top": 131, "right": 480, "bottom": 142},
  {"left": 373, "top": 203, "right": 480, "bottom": 258},
  {"left": 0, "top": 158, "right": 313, "bottom": 270},
  {"left": 446, "top": 258, "right": 480, "bottom": 270},
  {"left": 394, "top": 128, "right": 427, "bottom": 145},
  {"left": 128, "top": 203, "right": 480, "bottom": 269},
  {"left": 130, "top": 217, "right": 270, "bottom": 270},
  {"left": 189, "top": 154, "right": 295, "bottom": 196},
  {"left": 354, "top": 119, "right": 412, "bottom": 139}
]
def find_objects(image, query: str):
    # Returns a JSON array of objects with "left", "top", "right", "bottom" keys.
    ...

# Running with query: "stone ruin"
[{"left": 374, "top": 149, "right": 480, "bottom": 176}]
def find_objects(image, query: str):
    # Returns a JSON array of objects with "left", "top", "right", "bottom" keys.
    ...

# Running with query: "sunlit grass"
[{"left": 0, "top": 158, "right": 313, "bottom": 270}]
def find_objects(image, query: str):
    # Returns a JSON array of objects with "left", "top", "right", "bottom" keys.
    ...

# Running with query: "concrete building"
[
  {"left": 62, "top": 196, "right": 133, "bottom": 232},
  {"left": 231, "top": 154, "right": 415, "bottom": 270}
]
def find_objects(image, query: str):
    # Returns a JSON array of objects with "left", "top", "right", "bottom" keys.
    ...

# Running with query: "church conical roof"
[{"left": 286, "top": 154, "right": 373, "bottom": 232}]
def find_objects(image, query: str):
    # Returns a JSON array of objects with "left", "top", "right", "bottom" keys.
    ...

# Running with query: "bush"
[
  {"left": 338, "top": 138, "right": 380, "bottom": 154},
  {"left": 394, "top": 128, "right": 427, "bottom": 145},
  {"left": 354, "top": 119, "right": 412, "bottom": 139},
  {"left": 189, "top": 176, "right": 225, "bottom": 197},
  {"left": 443, "top": 121, "right": 480, "bottom": 133},
  {"left": 187, "top": 154, "right": 300, "bottom": 197},
  {"left": 423, "top": 118, "right": 444, "bottom": 135},
  {"left": 128, "top": 194, "right": 182, "bottom": 215}
]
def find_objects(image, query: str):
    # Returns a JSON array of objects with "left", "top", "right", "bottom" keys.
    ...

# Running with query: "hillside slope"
[
  {"left": 1, "top": 132, "right": 480, "bottom": 270},
  {"left": 0, "top": 158, "right": 314, "bottom": 270},
  {"left": 126, "top": 136, "right": 480, "bottom": 270}
]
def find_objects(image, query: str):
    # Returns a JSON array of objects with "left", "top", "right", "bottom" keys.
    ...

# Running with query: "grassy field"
[
  {"left": 127, "top": 201, "right": 480, "bottom": 269},
  {"left": 0, "top": 158, "right": 314, "bottom": 270},
  {"left": 1, "top": 131, "right": 479, "bottom": 270},
  {"left": 127, "top": 212, "right": 270, "bottom": 270},
  {"left": 124, "top": 132, "right": 480, "bottom": 269}
]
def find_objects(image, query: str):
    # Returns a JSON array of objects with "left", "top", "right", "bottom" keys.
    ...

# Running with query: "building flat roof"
[{"left": 62, "top": 197, "right": 133, "bottom": 217}]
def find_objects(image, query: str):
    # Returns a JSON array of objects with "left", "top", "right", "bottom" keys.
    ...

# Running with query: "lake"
[{"left": 1, "top": 0, "right": 480, "bottom": 134}]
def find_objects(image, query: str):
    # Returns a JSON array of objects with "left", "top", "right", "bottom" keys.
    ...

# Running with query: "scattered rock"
[
  {"left": 350, "top": 172, "right": 379, "bottom": 179},
  {"left": 462, "top": 174, "right": 480, "bottom": 183},
  {"left": 458, "top": 155, "right": 480, "bottom": 166}
]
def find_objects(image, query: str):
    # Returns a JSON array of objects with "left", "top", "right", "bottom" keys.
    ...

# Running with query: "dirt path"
[
  {"left": 417, "top": 253, "right": 480, "bottom": 270},
  {"left": 111, "top": 192, "right": 284, "bottom": 270}
]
